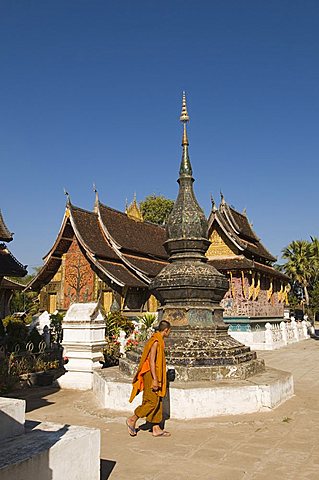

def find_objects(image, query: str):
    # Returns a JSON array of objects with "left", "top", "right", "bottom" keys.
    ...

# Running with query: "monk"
[{"left": 126, "top": 320, "right": 171, "bottom": 437}]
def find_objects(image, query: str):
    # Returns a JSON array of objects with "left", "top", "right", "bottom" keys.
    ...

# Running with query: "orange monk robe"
[{"left": 129, "top": 332, "right": 167, "bottom": 403}]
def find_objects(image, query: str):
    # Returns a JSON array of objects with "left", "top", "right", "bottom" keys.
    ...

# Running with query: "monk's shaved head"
[{"left": 157, "top": 320, "right": 171, "bottom": 331}]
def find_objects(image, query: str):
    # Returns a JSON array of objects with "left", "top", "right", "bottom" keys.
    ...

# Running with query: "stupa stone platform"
[{"left": 93, "top": 366, "right": 293, "bottom": 419}]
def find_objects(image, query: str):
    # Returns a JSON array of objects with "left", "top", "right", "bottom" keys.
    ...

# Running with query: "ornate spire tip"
[{"left": 180, "top": 91, "right": 190, "bottom": 123}]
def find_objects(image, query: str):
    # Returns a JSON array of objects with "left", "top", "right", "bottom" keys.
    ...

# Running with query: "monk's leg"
[
  {"left": 134, "top": 371, "right": 159, "bottom": 420},
  {"left": 127, "top": 371, "right": 154, "bottom": 431}
]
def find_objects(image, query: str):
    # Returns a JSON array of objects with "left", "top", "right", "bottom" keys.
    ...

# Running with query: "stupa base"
[
  {"left": 93, "top": 366, "right": 293, "bottom": 419},
  {"left": 120, "top": 356, "right": 265, "bottom": 381}
]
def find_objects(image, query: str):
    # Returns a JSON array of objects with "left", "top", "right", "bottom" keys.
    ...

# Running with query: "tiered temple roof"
[
  {"left": 0, "top": 210, "right": 13, "bottom": 242},
  {"left": 28, "top": 199, "right": 168, "bottom": 292},
  {"left": 29, "top": 188, "right": 287, "bottom": 295},
  {"left": 207, "top": 195, "right": 287, "bottom": 281},
  {"left": 0, "top": 210, "right": 27, "bottom": 278}
]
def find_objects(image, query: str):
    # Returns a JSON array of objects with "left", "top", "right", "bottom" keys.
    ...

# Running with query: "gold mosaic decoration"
[
  {"left": 228, "top": 271, "right": 236, "bottom": 298},
  {"left": 241, "top": 271, "right": 248, "bottom": 299},
  {"left": 267, "top": 279, "right": 273, "bottom": 302},
  {"left": 206, "top": 229, "right": 236, "bottom": 258},
  {"left": 253, "top": 273, "right": 261, "bottom": 300},
  {"left": 126, "top": 194, "right": 144, "bottom": 222},
  {"left": 248, "top": 274, "right": 255, "bottom": 300}
]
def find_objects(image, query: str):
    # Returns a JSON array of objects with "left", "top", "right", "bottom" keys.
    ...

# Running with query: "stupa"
[
  {"left": 121, "top": 93, "right": 265, "bottom": 381},
  {"left": 98, "top": 94, "right": 293, "bottom": 419}
]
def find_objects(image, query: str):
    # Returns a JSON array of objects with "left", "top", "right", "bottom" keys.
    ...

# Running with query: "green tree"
[
  {"left": 282, "top": 240, "right": 312, "bottom": 306},
  {"left": 8, "top": 271, "right": 39, "bottom": 318},
  {"left": 140, "top": 195, "right": 174, "bottom": 225}
]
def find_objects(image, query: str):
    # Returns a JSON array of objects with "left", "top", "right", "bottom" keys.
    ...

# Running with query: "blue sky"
[{"left": 1, "top": 1, "right": 319, "bottom": 270}]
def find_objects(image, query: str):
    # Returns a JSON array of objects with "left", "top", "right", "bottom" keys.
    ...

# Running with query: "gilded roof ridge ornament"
[
  {"left": 179, "top": 91, "right": 192, "bottom": 177},
  {"left": 126, "top": 194, "right": 143, "bottom": 222},
  {"left": 220, "top": 191, "right": 225, "bottom": 206},
  {"left": 211, "top": 194, "right": 217, "bottom": 213},
  {"left": 63, "top": 188, "right": 71, "bottom": 206},
  {"left": 93, "top": 183, "right": 99, "bottom": 213}
]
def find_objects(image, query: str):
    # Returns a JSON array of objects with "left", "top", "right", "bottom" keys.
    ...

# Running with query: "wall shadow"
[
  {"left": 4, "top": 384, "right": 61, "bottom": 413},
  {"left": 100, "top": 459, "right": 116, "bottom": 480},
  {"left": 0, "top": 410, "right": 68, "bottom": 479}
]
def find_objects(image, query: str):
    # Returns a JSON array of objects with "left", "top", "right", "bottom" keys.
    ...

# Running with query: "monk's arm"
[{"left": 149, "top": 341, "right": 159, "bottom": 391}]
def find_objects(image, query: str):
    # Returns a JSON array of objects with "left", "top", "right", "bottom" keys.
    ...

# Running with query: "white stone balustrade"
[{"left": 229, "top": 318, "right": 310, "bottom": 350}]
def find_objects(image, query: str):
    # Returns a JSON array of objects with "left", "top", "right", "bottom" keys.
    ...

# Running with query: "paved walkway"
[{"left": 8, "top": 339, "right": 319, "bottom": 479}]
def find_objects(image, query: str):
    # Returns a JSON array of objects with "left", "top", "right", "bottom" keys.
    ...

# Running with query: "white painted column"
[{"left": 58, "top": 303, "right": 106, "bottom": 390}]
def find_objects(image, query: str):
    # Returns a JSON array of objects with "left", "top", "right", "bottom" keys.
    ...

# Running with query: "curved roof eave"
[
  {"left": 223, "top": 204, "right": 241, "bottom": 234},
  {"left": 97, "top": 204, "right": 152, "bottom": 285},
  {"left": 42, "top": 210, "right": 71, "bottom": 261},
  {"left": 211, "top": 214, "right": 245, "bottom": 252},
  {"left": 69, "top": 209, "right": 125, "bottom": 288}
]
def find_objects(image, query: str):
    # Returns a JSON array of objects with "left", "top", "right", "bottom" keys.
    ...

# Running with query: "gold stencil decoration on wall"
[{"left": 206, "top": 229, "right": 236, "bottom": 258}]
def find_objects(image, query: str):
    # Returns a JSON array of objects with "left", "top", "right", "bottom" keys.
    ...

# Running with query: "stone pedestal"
[
  {"left": 58, "top": 302, "right": 106, "bottom": 390},
  {"left": 94, "top": 367, "right": 294, "bottom": 419},
  {"left": 0, "top": 397, "right": 100, "bottom": 480},
  {"left": 0, "top": 398, "right": 25, "bottom": 442}
]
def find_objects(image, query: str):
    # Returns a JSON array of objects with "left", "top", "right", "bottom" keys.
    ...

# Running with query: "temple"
[
  {"left": 28, "top": 196, "right": 288, "bottom": 325},
  {"left": 0, "top": 210, "right": 27, "bottom": 319},
  {"left": 121, "top": 92, "right": 264, "bottom": 381},
  {"left": 206, "top": 195, "right": 289, "bottom": 329},
  {"left": 27, "top": 196, "right": 167, "bottom": 314}
]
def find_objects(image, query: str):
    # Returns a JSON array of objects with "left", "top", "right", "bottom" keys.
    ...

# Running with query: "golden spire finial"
[
  {"left": 126, "top": 194, "right": 143, "bottom": 222},
  {"left": 180, "top": 91, "right": 190, "bottom": 123},
  {"left": 180, "top": 92, "right": 190, "bottom": 146},
  {"left": 179, "top": 91, "right": 192, "bottom": 176}
]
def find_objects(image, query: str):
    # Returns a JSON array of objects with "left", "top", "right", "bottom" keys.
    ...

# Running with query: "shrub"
[
  {"left": 105, "top": 312, "right": 134, "bottom": 339},
  {"left": 28, "top": 328, "right": 43, "bottom": 352},
  {"left": 3, "top": 316, "right": 29, "bottom": 352},
  {"left": 50, "top": 312, "right": 64, "bottom": 344},
  {"left": 103, "top": 338, "right": 120, "bottom": 367},
  {"left": 140, "top": 313, "right": 156, "bottom": 331}
]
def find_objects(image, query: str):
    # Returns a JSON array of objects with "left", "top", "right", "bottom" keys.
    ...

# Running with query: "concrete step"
[
  {"left": 0, "top": 397, "right": 25, "bottom": 442},
  {"left": 0, "top": 421, "right": 100, "bottom": 480}
]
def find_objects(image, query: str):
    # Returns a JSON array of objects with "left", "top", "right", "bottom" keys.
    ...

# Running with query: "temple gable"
[{"left": 206, "top": 228, "right": 237, "bottom": 259}]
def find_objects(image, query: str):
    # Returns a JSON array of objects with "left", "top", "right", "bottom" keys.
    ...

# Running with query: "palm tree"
[
  {"left": 310, "top": 237, "right": 319, "bottom": 284},
  {"left": 282, "top": 240, "right": 312, "bottom": 306}
]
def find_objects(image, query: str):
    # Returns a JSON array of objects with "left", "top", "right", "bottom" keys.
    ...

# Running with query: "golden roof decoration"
[{"left": 126, "top": 194, "right": 144, "bottom": 222}]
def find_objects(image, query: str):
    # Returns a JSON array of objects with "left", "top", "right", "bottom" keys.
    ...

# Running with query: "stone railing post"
[
  {"left": 58, "top": 303, "right": 106, "bottom": 390},
  {"left": 280, "top": 321, "right": 288, "bottom": 345},
  {"left": 118, "top": 330, "right": 126, "bottom": 356},
  {"left": 291, "top": 318, "right": 299, "bottom": 341},
  {"left": 265, "top": 322, "right": 273, "bottom": 347},
  {"left": 301, "top": 320, "right": 309, "bottom": 338}
]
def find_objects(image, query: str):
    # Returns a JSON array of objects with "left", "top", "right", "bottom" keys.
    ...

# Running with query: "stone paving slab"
[{"left": 5, "top": 339, "right": 319, "bottom": 479}]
